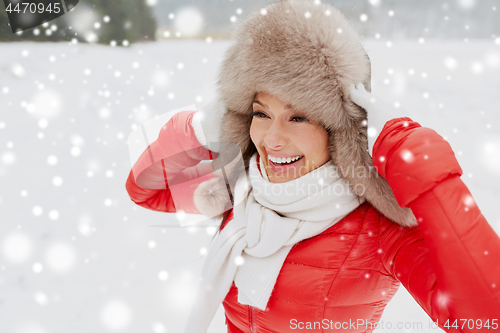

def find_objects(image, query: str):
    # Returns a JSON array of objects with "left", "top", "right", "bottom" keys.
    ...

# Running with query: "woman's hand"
[
  {"left": 348, "top": 83, "right": 416, "bottom": 155},
  {"left": 192, "top": 97, "right": 227, "bottom": 153}
]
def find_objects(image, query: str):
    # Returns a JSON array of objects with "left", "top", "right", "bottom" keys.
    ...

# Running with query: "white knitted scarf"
[{"left": 185, "top": 154, "right": 363, "bottom": 332}]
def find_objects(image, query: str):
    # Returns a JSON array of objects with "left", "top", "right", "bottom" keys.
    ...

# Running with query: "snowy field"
[{"left": 0, "top": 39, "right": 499, "bottom": 333}]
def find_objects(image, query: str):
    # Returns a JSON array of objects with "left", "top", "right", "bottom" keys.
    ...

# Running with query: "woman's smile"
[{"left": 266, "top": 152, "right": 304, "bottom": 173}]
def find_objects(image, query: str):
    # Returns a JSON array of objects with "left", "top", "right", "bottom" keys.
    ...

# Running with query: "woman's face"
[{"left": 250, "top": 92, "right": 331, "bottom": 183}]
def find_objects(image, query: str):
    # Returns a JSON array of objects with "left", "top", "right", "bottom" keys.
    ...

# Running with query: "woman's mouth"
[{"left": 267, "top": 154, "right": 304, "bottom": 173}]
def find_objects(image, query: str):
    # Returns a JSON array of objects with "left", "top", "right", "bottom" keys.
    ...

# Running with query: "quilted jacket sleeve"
[
  {"left": 376, "top": 118, "right": 500, "bottom": 331},
  {"left": 125, "top": 110, "right": 216, "bottom": 214}
]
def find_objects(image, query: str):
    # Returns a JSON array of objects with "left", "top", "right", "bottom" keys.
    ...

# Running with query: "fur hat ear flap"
[{"left": 331, "top": 103, "right": 417, "bottom": 228}]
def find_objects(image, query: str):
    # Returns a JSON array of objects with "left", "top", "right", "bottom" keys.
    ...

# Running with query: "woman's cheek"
[{"left": 249, "top": 119, "right": 264, "bottom": 146}]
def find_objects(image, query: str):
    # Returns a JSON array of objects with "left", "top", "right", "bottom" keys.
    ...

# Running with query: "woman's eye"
[
  {"left": 290, "top": 116, "right": 308, "bottom": 123},
  {"left": 250, "top": 111, "right": 268, "bottom": 118}
]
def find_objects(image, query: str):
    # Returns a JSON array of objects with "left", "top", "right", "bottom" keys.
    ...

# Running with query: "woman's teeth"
[{"left": 268, "top": 155, "right": 302, "bottom": 164}]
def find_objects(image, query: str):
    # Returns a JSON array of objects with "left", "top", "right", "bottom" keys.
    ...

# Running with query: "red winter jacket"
[{"left": 126, "top": 111, "right": 500, "bottom": 332}]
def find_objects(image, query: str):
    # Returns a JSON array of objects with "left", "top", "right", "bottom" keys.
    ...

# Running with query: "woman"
[{"left": 126, "top": 1, "right": 500, "bottom": 332}]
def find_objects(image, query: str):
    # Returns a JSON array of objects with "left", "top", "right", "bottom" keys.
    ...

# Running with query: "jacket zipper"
[{"left": 248, "top": 305, "right": 257, "bottom": 332}]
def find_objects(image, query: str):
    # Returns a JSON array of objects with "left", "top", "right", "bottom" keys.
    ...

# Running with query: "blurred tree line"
[
  {"left": 1, "top": 0, "right": 498, "bottom": 43},
  {"left": 0, "top": 0, "right": 157, "bottom": 45},
  {"left": 153, "top": 0, "right": 500, "bottom": 39}
]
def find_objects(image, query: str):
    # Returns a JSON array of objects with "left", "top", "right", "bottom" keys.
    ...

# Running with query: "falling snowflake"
[
  {"left": 485, "top": 52, "right": 500, "bottom": 68},
  {"left": 32, "top": 262, "right": 43, "bottom": 273},
  {"left": 457, "top": 0, "right": 476, "bottom": 10},
  {"left": 175, "top": 7, "right": 203, "bottom": 37},
  {"left": 152, "top": 322, "right": 167, "bottom": 333},
  {"left": 400, "top": 149, "right": 415, "bottom": 163},
  {"left": 444, "top": 56, "right": 458, "bottom": 70},
  {"left": 1, "top": 151, "right": 16, "bottom": 165},
  {"left": 2, "top": 232, "right": 33, "bottom": 263},
  {"left": 471, "top": 61, "right": 484, "bottom": 74},
  {"left": 100, "top": 300, "right": 133, "bottom": 331},
  {"left": 34, "top": 292, "right": 49, "bottom": 306},
  {"left": 10, "top": 63, "right": 26, "bottom": 77},
  {"left": 235, "top": 255, "right": 244, "bottom": 266},
  {"left": 157, "top": 271, "right": 169, "bottom": 283},
  {"left": 45, "top": 243, "right": 77, "bottom": 273},
  {"left": 32, "top": 206, "right": 43, "bottom": 216}
]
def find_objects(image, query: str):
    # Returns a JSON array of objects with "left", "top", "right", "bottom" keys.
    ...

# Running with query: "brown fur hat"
[{"left": 204, "top": 0, "right": 416, "bottom": 227}]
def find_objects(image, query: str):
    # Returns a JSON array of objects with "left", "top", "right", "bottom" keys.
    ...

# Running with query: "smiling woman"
[
  {"left": 250, "top": 92, "right": 330, "bottom": 183},
  {"left": 125, "top": 1, "right": 500, "bottom": 332}
]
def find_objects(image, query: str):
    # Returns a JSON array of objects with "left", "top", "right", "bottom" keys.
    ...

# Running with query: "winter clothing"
[
  {"left": 209, "top": 0, "right": 416, "bottom": 227},
  {"left": 192, "top": 97, "right": 227, "bottom": 153},
  {"left": 185, "top": 153, "right": 362, "bottom": 332},
  {"left": 125, "top": 111, "right": 500, "bottom": 332},
  {"left": 125, "top": 0, "right": 500, "bottom": 331}
]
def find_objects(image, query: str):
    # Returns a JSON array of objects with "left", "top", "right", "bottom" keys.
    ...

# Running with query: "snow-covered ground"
[{"left": 0, "top": 39, "right": 499, "bottom": 333}]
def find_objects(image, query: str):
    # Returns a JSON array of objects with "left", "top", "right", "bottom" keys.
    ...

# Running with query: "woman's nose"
[{"left": 264, "top": 120, "right": 288, "bottom": 149}]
